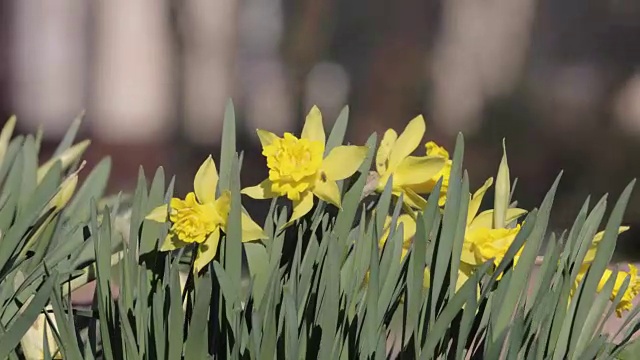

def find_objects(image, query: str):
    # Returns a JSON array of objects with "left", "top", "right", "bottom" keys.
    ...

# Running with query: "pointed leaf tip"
[{"left": 494, "top": 140, "right": 510, "bottom": 229}]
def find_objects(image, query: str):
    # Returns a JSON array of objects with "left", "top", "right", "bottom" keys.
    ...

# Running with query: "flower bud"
[
  {"left": 37, "top": 140, "right": 90, "bottom": 183},
  {"left": 20, "top": 305, "right": 62, "bottom": 359},
  {"left": 494, "top": 139, "right": 510, "bottom": 229},
  {"left": 0, "top": 115, "right": 16, "bottom": 166},
  {"left": 48, "top": 161, "right": 85, "bottom": 212}
]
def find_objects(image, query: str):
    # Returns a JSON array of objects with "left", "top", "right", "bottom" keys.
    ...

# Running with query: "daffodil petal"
[
  {"left": 257, "top": 129, "right": 279, "bottom": 147},
  {"left": 313, "top": 179, "right": 341, "bottom": 208},
  {"left": 468, "top": 208, "right": 527, "bottom": 231},
  {"left": 401, "top": 247, "right": 409, "bottom": 262},
  {"left": 394, "top": 156, "right": 445, "bottom": 187},
  {"left": 194, "top": 155, "right": 218, "bottom": 204},
  {"left": 401, "top": 187, "right": 427, "bottom": 210},
  {"left": 160, "top": 234, "right": 190, "bottom": 251},
  {"left": 456, "top": 264, "right": 475, "bottom": 292},
  {"left": 194, "top": 230, "right": 221, "bottom": 273},
  {"left": 146, "top": 205, "right": 168, "bottom": 222},
  {"left": 376, "top": 129, "right": 397, "bottom": 175},
  {"left": 460, "top": 241, "right": 481, "bottom": 266},
  {"left": 321, "top": 145, "right": 368, "bottom": 181},
  {"left": 212, "top": 191, "right": 231, "bottom": 226},
  {"left": 301, "top": 105, "right": 325, "bottom": 144},
  {"left": 388, "top": 115, "right": 425, "bottom": 171},
  {"left": 380, "top": 215, "right": 394, "bottom": 248},
  {"left": 423, "top": 267, "right": 431, "bottom": 289},
  {"left": 398, "top": 214, "right": 417, "bottom": 246},
  {"left": 592, "top": 226, "right": 630, "bottom": 244},
  {"left": 467, "top": 177, "right": 494, "bottom": 225},
  {"left": 583, "top": 248, "right": 599, "bottom": 265},
  {"left": 284, "top": 191, "right": 314, "bottom": 227},
  {"left": 241, "top": 179, "right": 278, "bottom": 199},
  {"left": 425, "top": 141, "right": 450, "bottom": 159},
  {"left": 457, "top": 264, "right": 481, "bottom": 300},
  {"left": 380, "top": 213, "right": 417, "bottom": 249},
  {"left": 584, "top": 226, "right": 631, "bottom": 263},
  {"left": 241, "top": 212, "right": 267, "bottom": 242}
]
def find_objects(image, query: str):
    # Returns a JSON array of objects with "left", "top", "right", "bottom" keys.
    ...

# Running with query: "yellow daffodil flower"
[
  {"left": 407, "top": 141, "right": 452, "bottom": 207},
  {"left": 146, "top": 155, "right": 266, "bottom": 273},
  {"left": 242, "top": 106, "right": 368, "bottom": 226},
  {"left": 460, "top": 178, "right": 527, "bottom": 267},
  {"left": 463, "top": 225, "right": 522, "bottom": 266},
  {"left": 374, "top": 115, "right": 446, "bottom": 209},
  {"left": 376, "top": 215, "right": 475, "bottom": 292},
  {"left": 377, "top": 179, "right": 527, "bottom": 287},
  {"left": 571, "top": 227, "right": 630, "bottom": 279},
  {"left": 573, "top": 263, "right": 640, "bottom": 318},
  {"left": 366, "top": 214, "right": 428, "bottom": 290},
  {"left": 375, "top": 175, "right": 527, "bottom": 293},
  {"left": 379, "top": 213, "right": 418, "bottom": 250},
  {"left": 596, "top": 265, "right": 640, "bottom": 317},
  {"left": 582, "top": 227, "right": 630, "bottom": 267},
  {"left": 571, "top": 226, "right": 637, "bottom": 317}
]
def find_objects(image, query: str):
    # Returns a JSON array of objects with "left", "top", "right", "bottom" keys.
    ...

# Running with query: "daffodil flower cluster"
[
  {"left": 144, "top": 105, "right": 640, "bottom": 317},
  {"left": 372, "top": 115, "right": 527, "bottom": 293},
  {"left": 573, "top": 227, "right": 640, "bottom": 317},
  {"left": 377, "top": 176, "right": 527, "bottom": 292},
  {"left": 146, "top": 106, "right": 370, "bottom": 273},
  {"left": 373, "top": 115, "right": 639, "bottom": 317}
]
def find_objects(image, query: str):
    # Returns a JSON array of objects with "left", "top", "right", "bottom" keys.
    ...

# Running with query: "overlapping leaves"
[{"left": 1, "top": 104, "right": 639, "bottom": 360}]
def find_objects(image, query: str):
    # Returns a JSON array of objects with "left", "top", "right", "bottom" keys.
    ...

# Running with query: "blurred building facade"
[{"left": 2, "top": 0, "right": 640, "bottom": 255}]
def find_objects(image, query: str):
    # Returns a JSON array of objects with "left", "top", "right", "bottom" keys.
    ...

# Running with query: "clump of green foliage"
[{"left": 1, "top": 102, "right": 640, "bottom": 359}]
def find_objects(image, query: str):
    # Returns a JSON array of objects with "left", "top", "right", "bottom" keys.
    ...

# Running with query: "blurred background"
[{"left": 2, "top": 0, "right": 640, "bottom": 259}]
